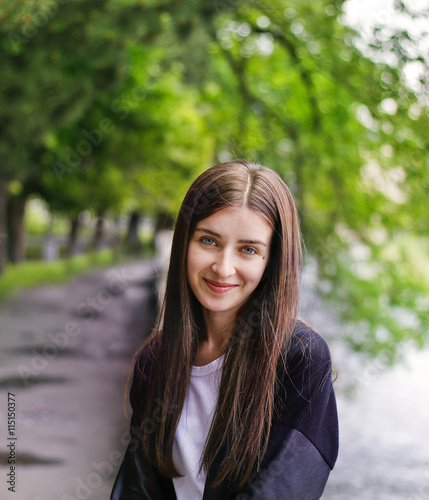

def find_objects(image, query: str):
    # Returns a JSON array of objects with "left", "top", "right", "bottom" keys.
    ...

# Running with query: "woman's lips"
[{"left": 203, "top": 278, "right": 239, "bottom": 294}]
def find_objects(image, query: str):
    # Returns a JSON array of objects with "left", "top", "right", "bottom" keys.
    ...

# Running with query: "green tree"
[
  {"left": 146, "top": 0, "right": 429, "bottom": 358},
  {"left": 1, "top": 0, "right": 427, "bottom": 360},
  {"left": 0, "top": 0, "right": 155, "bottom": 266}
]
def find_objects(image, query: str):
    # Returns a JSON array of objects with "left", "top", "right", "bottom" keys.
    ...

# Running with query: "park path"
[{"left": 0, "top": 258, "right": 160, "bottom": 500}]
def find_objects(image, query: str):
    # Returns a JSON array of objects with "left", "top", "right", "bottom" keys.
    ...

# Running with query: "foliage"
[
  {"left": 0, "top": 0, "right": 428, "bottom": 359},
  {"left": 0, "top": 248, "right": 128, "bottom": 301}
]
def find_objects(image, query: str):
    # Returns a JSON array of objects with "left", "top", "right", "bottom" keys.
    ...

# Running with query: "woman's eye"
[
  {"left": 242, "top": 247, "right": 256, "bottom": 255},
  {"left": 201, "top": 237, "right": 216, "bottom": 246}
]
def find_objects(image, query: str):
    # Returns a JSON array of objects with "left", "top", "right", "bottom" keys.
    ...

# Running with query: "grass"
[{"left": 0, "top": 247, "right": 150, "bottom": 302}]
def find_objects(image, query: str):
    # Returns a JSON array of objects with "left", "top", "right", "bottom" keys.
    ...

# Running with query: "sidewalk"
[{"left": 0, "top": 259, "right": 160, "bottom": 500}]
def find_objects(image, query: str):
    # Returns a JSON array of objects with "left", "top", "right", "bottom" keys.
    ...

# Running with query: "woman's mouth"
[{"left": 203, "top": 278, "right": 239, "bottom": 294}]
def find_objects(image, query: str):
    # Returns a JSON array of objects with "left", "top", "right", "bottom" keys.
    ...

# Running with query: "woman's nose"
[{"left": 211, "top": 250, "right": 235, "bottom": 278}]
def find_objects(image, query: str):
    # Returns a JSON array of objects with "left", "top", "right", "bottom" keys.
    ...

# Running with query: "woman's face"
[{"left": 187, "top": 207, "right": 273, "bottom": 324}]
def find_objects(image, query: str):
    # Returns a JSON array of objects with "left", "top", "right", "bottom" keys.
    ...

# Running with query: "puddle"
[
  {"left": 0, "top": 451, "right": 64, "bottom": 467},
  {"left": 0, "top": 375, "right": 69, "bottom": 390},
  {"left": 6, "top": 345, "right": 84, "bottom": 359}
]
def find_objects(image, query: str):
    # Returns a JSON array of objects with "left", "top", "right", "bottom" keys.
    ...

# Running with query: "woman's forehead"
[{"left": 194, "top": 207, "right": 273, "bottom": 242}]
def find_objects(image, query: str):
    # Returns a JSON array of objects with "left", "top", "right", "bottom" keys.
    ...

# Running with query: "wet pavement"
[
  {"left": 0, "top": 255, "right": 428, "bottom": 499},
  {"left": 0, "top": 259, "right": 160, "bottom": 499},
  {"left": 324, "top": 345, "right": 429, "bottom": 500},
  {"left": 300, "top": 261, "right": 429, "bottom": 500}
]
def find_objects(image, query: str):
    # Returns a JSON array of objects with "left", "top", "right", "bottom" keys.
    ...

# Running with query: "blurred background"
[{"left": 0, "top": 0, "right": 428, "bottom": 498}]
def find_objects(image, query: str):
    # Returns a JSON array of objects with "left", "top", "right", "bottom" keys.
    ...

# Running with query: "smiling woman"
[
  {"left": 110, "top": 160, "right": 339, "bottom": 500},
  {"left": 187, "top": 208, "right": 273, "bottom": 364}
]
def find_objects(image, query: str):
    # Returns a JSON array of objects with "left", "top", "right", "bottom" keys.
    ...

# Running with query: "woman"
[{"left": 111, "top": 160, "right": 339, "bottom": 500}]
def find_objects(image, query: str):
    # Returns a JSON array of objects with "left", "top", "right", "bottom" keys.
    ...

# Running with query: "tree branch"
[{"left": 249, "top": 23, "right": 321, "bottom": 132}]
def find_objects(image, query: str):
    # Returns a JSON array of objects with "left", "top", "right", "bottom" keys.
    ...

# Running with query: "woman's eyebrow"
[{"left": 194, "top": 227, "right": 267, "bottom": 247}]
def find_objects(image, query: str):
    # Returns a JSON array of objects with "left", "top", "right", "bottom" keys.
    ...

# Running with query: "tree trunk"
[
  {"left": 67, "top": 216, "right": 80, "bottom": 257},
  {"left": 0, "top": 180, "right": 7, "bottom": 274},
  {"left": 126, "top": 209, "right": 142, "bottom": 253},
  {"left": 92, "top": 209, "right": 105, "bottom": 250},
  {"left": 6, "top": 191, "right": 27, "bottom": 263}
]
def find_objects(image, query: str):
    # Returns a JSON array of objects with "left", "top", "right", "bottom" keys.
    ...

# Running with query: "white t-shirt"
[{"left": 172, "top": 354, "right": 225, "bottom": 500}]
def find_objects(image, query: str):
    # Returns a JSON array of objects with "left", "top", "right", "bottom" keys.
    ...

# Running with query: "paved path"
[{"left": 0, "top": 259, "right": 160, "bottom": 500}]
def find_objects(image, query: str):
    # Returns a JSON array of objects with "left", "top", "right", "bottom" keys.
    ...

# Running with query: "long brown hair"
[{"left": 130, "top": 160, "right": 302, "bottom": 489}]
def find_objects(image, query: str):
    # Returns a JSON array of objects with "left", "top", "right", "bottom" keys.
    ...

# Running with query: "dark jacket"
[{"left": 110, "top": 321, "right": 339, "bottom": 500}]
